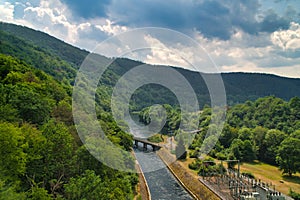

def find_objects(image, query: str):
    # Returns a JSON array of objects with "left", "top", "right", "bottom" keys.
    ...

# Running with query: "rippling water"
[
  {"left": 130, "top": 118, "right": 193, "bottom": 200},
  {"left": 134, "top": 148, "right": 193, "bottom": 200}
]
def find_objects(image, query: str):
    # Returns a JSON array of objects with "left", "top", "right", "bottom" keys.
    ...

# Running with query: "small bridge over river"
[{"left": 133, "top": 137, "right": 162, "bottom": 151}]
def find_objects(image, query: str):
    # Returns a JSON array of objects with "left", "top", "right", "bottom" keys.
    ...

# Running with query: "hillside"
[
  {"left": 0, "top": 24, "right": 138, "bottom": 198},
  {"left": 0, "top": 22, "right": 88, "bottom": 67},
  {"left": 1, "top": 22, "right": 300, "bottom": 199},
  {"left": 1, "top": 22, "right": 300, "bottom": 109}
]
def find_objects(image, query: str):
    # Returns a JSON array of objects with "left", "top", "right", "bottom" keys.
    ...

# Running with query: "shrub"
[
  {"left": 188, "top": 159, "right": 201, "bottom": 170},
  {"left": 289, "top": 189, "right": 300, "bottom": 200},
  {"left": 147, "top": 134, "right": 163, "bottom": 143},
  {"left": 241, "top": 172, "right": 255, "bottom": 179}
]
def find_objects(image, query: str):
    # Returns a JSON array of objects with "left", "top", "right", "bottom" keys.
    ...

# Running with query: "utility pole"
[{"left": 223, "top": 159, "right": 240, "bottom": 198}]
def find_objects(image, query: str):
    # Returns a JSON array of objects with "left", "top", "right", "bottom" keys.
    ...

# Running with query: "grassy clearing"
[
  {"left": 239, "top": 161, "right": 300, "bottom": 195},
  {"left": 180, "top": 154, "right": 300, "bottom": 196},
  {"left": 159, "top": 138, "right": 300, "bottom": 197}
]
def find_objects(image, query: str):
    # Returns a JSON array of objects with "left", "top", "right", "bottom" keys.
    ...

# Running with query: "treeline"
[
  {"left": 139, "top": 96, "right": 300, "bottom": 177},
  {"left": 0, "top": 54, "right": 137, "bottom": 199},
  {"left": 2, "top": 21, "right": 300, "bottom": 198},
  {"left": 3, "top": 23, "right": 300, "bottom": 112}
]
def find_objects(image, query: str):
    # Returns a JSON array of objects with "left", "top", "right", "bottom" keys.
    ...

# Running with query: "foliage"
[
  {"left": 147, "top": 134, "right": 164, "bottom": 143},
  {"left": 188, "top": 159, "right": 202, "bottom": 170},
  {"left": 198, "top": 160, "right": 225, "bottom": 177},
  {"left": 289, "top": 189, "right": 300, "bottom": 200},
  {"left": 64, "top": 170, "right": 135, "bottom": 200},
  {"left": 241, "top": 172, "right": 255, "bottom": 179},
  {"left": 0, "top": 122, "right": 27, "bottom": 181},
  {"left": 2, "top": 21, "right": 300, "bottom": 198},
  {"left": 0, "top": 52, "right": 138, "bottom": 198},
  {"left": 261, "top": 129, "right": 287, "bottom": 165},
  {"left": 27, "top": 185, "right": 52, "bottom": 200},
  {"left": 276, "top": 137, "right": 300, "bottom": 176},
  {"left": 228, "top": 138, "right": 256, "bottom": 162},
  {"left": 0, "top": 178, "right": 26, "bottom": 200}
]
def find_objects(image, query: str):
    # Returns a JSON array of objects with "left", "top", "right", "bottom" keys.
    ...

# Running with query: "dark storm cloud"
[
  {"left": 60, "top": 0, "right": 111, "bottom": 19},
  {"left": 191, "top": 0, "right": 233, "bottom": 39},
  {"left": 62, "top": 0, "right": 299, "bottom": 40},
  {"left": 260, "top": 10, "right": 290, "bottom": 32},
  {"left": 107, "top": 0, "right": 263, "bottom": 40}
]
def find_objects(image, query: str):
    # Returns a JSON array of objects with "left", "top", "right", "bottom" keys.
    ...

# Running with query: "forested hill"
[
  {"left": 0, "top": 23, "right": 138, "bottom": 198},
  {"left": 0, "top": 22, "right": 88, "bottom": 67},
  {"left": 1, "top": 22, "right": 300, "bottom": 107},
  {"left": 1, "top": 22, "right": 299, "bottom": 199}
]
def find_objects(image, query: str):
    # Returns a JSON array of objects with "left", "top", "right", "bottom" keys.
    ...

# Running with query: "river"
[{"left": 130, "top": 119, "right": 193, "bottom": 200}]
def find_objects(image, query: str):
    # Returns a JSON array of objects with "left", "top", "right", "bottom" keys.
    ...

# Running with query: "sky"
[{"left": 1, "top": 0, "right": 300, "bottom": 77}]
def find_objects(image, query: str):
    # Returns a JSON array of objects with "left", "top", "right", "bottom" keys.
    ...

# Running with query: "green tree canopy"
[
  {"left": 276, "top": 137, "right": 300, "bottom": 176},
  {"left": 0, "top": 122, "right": 27, "bottom": 181}
]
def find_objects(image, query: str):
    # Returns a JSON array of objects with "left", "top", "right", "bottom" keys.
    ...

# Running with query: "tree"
[
  {"left": 252, "top": 126, "right": 268, "bottom": 160},
  {"left": 261, "top": 129, "right": 287, "bottom": 165},
  {"left": 21, "top": 124, "right": 47, "bottom": 188},
  {"left": 0, "top": 122, "right": 27, "bottom": 181},
  {"left": 238, "top": 127, "right": 253, "bottom": 141},
  {"left": 290, "top": 130, "right": 300, "bottom": 140},
  {"left": 242, "top": 140, "right": 256, "bottom": 162},
  {"left": 26, "top": 183, "right": 52, "bottom": 200},
  {"left": 276, "top": 137, "right": 300, "bottom": 176},
  {"left": 219, "top": 124, "right": 238, "bottom": 148},
  {"left": 8, "top": 85, "right": 53, "bottom": 125},
  {"left": 229, "top": 139, "right": 256, "bottom": 162},
  {"left": 64, "top": 170, "right": 105, "bottom": 200},
  {"left": 0, "top": 104, "right": 19, "bottom": 122},
  {"left": 175, "top": 136, "right": 187, "bottom": 160},
  {"left": 290, "top": 97, "right": 300, "bottom": 120},
  {"left": 51, "top": 99, "right": 73, "bottom": 125},
  {"left": 64, "top": 170, "right": 134, "bottom": 200},
  {"left": 0, "top": 179, "right": 26, "bottom": 200},
  {"left": 41, "top": 120, "right": 75, "bottom": 195},
  {"left": 230, "top": 139, "right": 243, "bottom": 161}
]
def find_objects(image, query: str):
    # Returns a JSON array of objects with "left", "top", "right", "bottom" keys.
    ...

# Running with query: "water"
[
  {"left": 130, "top": 119, "right": 193, "bottom": 200},
  {"left": 134, "top": 148, "right": 193, "bottom": 200}
]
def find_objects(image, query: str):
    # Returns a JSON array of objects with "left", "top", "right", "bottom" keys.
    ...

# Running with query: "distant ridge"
[{"left": 1, "top": 22, "right": 300, "bottom": 106}]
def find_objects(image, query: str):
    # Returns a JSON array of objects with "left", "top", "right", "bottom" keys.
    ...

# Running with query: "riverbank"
[{"left": 157, "top": 148, "right": 220, "bottom": 200}]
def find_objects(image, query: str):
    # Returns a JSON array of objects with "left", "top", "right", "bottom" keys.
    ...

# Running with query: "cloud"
[
  {"left": 0, "top": 0, "right": 300, "bottom": 78},
  {"left": 22, "top": 0, "right": 78, "bottom": 43},
  {"left": 222, "top": 63, "right": 300, "bottom": 78},
  {"left": 95, "top": 19, "right": 128, "bottom": 36},
  {"left": 0, "top": 0, "right": 117, "bottom": 50},
  {"left": 143, "top": 34, "right": 191, "bottom": 68},
  {"left": 259, "top": 9, "right": 290, "bottom": 32},
  {"left": 105, "top": 0, "right": 300, "bottom": 40},
  {"left": 191, "top": 28, "right": 300, "bottom": 78},
  {"left": 271, "top": 22, "right": 300, "bottom": 50},
  {"left": 107, "top": 0, "right": 263, "bottom": 40},
  {"left": 0, "top": 2, "right": 14, "bottom": 21},
  {"left": 60, "top": 0, "right": 110, "bottom": 19}
]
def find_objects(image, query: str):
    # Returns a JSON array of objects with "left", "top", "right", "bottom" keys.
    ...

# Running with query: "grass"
[
  {"left": 239, "top": 161, "right": 300, "bottom": 195},
  {"left": 159, "top": 138, "right": 300, "bottom": 197},
  {"left": 179, "top": 154, "right": 300, "bottom": 197},
  {"left": 147, "top": 134, "right": 164, "bottom": 143}
]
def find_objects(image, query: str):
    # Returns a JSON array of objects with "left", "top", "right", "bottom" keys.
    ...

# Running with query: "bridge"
[{"left": 133, "top": 137, "right": 162, "bottom": 151}]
